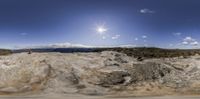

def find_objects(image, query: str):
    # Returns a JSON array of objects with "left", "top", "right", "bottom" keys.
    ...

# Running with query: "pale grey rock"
[
  {"left": 0, "top": 51, "right": 200, "bottom": 96},
  {"left": 0, "top": 87, "right": 18, "bottom": 93}
]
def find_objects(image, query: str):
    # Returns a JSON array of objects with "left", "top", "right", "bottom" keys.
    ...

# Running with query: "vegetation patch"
[
  {"left": 94, "top": 47, "right": 200, "bottom": 58},
  {"left": 0, "top": 49, "right": 12, "bottom": 55}
]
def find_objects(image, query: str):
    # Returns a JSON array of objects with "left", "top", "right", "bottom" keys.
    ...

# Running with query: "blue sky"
[{"left": 0, "top": 0, "right": 200, "bottom": 49}]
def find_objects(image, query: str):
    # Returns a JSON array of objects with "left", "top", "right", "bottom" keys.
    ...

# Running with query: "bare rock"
[{"left": 0, "top": 87, "right": 18, "bottom": 93}]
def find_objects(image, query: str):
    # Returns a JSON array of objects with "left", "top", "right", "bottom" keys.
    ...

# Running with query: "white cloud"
[
  {"left": 135, "top": 37, "right": 138, "bottom": 41},
  {"left": 111, "top": 34, "right": 120, "bottom": 39},
  {"left": 181, "top": 36, "right": 199, "bottom": 46},
  {"left": 191, "top": 41, "right": 199, "bottom": 46},
  {"left": 142, "top": 35, "right": 147, "bottom": 39},
  {"left": 173, "top": 32, "right": 182, "bottom": 36},
  {"left": 14, "top": 42, "right": 139, "bottom": 49},
  {"left": 119, "top": 44, "right": 137, "bottom": 48},
  {"left": 182, "top": 41, "right": 189, "bottom": 45},
  {"left": 184, "top": 36, "right": 195, "bottom": 42},
  {"left": 20, "top": 33, "right": 28, "bottom": 36},
  {"left": 14, "top": 42, "right": 94, "bottom": 49},
  {"left": 48, "top": 42, "right": 94, "bottom": 48},
  {"left": 140, "top": 8, "right": 155, "bottom": 14}
]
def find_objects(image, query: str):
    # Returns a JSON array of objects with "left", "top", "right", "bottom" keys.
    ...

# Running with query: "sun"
[
  {"left": 97, "top": 27, "right": 107, "bottom": 33},
  {"left": 97, "top": 27, "right": 107, "bottom": 34},
  {"left": 94, "top": 22, "right": 108, "bottom": 35}
]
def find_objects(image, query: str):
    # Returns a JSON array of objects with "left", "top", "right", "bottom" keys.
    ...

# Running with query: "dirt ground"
[{"left": 0, "top": 94, "right": 200, "bottom": 99}]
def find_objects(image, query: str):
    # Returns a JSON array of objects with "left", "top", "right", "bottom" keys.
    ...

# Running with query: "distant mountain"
[
  {"left": 14, "top": 42, "right": 137, "bottom": 49},
  {"left": 13, "top": 48, "right": 98, "bottom": 53},
  {"left": 44, "top": 42, "right": 94, "bottom": 48},
  {"left": 13, "top": 47, "right": 200, "bottom": 58},
  {"left": 13, "top": 42, "right": 200, "bottom": 58},
  {"left": 14, "top": 42, "right": 94, "bottom": 49}
]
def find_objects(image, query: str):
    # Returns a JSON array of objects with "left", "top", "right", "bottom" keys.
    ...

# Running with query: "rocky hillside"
[
  {"left": 0, "top": 49, "right": 12, "bottom": 56},
  {"left": 95, "top": 47, "right": 200, "bottom": 58},
  {"left": 0, "top": 51, "right": 200, "bottom": 96},
  {"left": 14, "top": 47, "right": 200, "bottom": 58}
]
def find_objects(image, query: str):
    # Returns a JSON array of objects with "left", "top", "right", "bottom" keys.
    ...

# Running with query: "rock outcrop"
[{"left": 0, "top": 51, "right": 200, "bottom": 96}]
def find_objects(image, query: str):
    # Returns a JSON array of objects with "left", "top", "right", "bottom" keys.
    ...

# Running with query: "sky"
[{"left": 1, "top": 0, "right": 200, "bottom": 49}]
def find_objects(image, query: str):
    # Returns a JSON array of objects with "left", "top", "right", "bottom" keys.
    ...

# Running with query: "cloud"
[
  {"left": 14, "top": 42, "right": 94, "bottom": 49},
  {"left": 173, "top": 32, "right": 182, "bottom": 36},
  {"left": 191, "top": 41, "right": 199, "bottom": 46},
  {"left": 142, "top": 35, "right": 147, "bottom": 39},
  {"left": 135, "top": 37, "right": 138, "bottom": 41},
  {"left": 181, "top": 36, "right": 199, "bottom": 46},
  {"left": 183, "top": 36, "right": 195, "bottom": 42},
  {"left": 182, "top": 41, "right": 189, "bottom": 45},
  {"left": 20, "top": 33, "right": 28, "bottom": 36},
  {"left": 140, "top": 8, "right": 155, "bottom": 14},
  {"left": 49, "top": 42, "right": 98, "bottom": 48},
  {"left": 119, "top": 44, "right": 137, "bottom": 48},
  {"left": 14, "top": 42, "right": 138, "bottom": 49},
  {"left": 111, "top": 35, "right": 120, "bottom": 39}
]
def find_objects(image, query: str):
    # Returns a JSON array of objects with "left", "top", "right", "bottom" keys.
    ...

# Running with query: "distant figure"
[{"left": 28, "top": 49, "right": 32, "bottom": 54}]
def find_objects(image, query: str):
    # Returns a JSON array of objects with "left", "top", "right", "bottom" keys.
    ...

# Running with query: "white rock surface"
[{"left": 0, "top": 51, "right": 200, "bottom": 96}]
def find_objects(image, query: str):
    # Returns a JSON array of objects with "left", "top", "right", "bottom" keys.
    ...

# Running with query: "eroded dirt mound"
[{"left": 0, "top": 51, "right": 200, "bottom": 96}]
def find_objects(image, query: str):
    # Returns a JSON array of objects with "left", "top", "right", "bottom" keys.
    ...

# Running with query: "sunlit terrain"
[
  {"left": 1, "top": 0, "right": 200, "bottom": 99},
  {"left": 0, "top": 48, "right": 200, "bottom": 99}
]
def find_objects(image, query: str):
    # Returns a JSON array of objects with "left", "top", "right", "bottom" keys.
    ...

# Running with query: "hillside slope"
[
  {"left": 0, "top": 51, "right": 200, "bottom": 96},
  {"left": 0, "top": 49, "right": 12, "bottom": 55}
]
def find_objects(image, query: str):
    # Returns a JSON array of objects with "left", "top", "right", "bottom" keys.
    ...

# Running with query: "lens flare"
[{"left": 97, "top": 27, "right": 107, "bottom": 34}]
